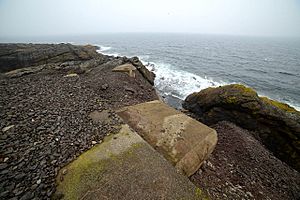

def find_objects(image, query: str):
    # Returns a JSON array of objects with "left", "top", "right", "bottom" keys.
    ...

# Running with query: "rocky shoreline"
[
  {"left": 1, "top": 43, "right": 300, "bottom": 200},
  {"left": 0, "top": 44, "right": 158, "bottom": 199}
]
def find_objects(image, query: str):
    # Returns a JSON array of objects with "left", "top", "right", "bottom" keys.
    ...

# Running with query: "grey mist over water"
[{"left": 1, "top": 0, "right": 300, "bottom": 38}]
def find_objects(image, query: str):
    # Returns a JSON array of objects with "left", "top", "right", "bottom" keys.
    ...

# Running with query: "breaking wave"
[
  {"left": 141, "top": 60, "right": 226, "bottom": 100},
  {"left": 95, "top": 44, "right": 299, "bottom": 111}
]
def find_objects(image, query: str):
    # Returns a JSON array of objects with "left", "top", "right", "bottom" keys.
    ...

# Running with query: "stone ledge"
[
  {"left": 54, "top": 124, "right": 206, "bottom": 200},
  {"left": 117, "top": 100, "right": 217, "bottom": 176}
]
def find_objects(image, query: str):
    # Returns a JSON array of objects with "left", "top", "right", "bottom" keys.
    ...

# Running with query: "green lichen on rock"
[
  {"left": 55, "top": 140, "right": 145, "bottom": 200},
  {"left": 55, "top": 123, "right": 205, "bottom": 199},
  {"left": 226, "top": 96, "right": 237, "bottom": 104},
  {"left": 231, "top": 84, "right": 257, "bottom": 96},
  {"left": 261, "top": 97, "right": 299, "bottom": 113},
  {"left": 183, "top": 84, "right": 300, "bottom": 172}
]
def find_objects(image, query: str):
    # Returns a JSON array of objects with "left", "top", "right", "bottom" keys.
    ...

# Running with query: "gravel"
[
  {"left": 191, "top": 121, "right": 300, "bottom": 200},
  {"left": 0, "top": 64, "right": 157, "bottom": 199}
]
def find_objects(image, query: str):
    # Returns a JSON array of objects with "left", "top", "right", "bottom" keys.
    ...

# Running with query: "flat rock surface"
[
  {"left": 190, "top": 121, "right": 300, "bottom": 200},
  {"left": 55, "top": 124, "right": 205, "bottom": 200},
  {"left": 117, "top": 100, "right": 217, "bottom": 176}
]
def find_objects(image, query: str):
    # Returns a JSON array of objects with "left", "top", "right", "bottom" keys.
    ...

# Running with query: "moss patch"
[
  {"left": 261, "top": 97, "right": 298, "bottom": 113},
  {"left": 232, "top": 84, "right": 257, "bottom": 96},
  {"left": 55, "top": 142, "right": 144, "bottom": 200},
  {"left": 226, "top": 96, "right": 237, "bottom": 104}
]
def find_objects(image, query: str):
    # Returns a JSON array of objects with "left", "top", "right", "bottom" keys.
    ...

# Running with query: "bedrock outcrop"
[
  {"left": 183, "top": 84, "right": 300, "bottom": 172},
  {"left": 0, "top": 43, "right": 100, "bottom": 73},
  {"left": 0, "top": 43, "right": 155, "bottom": 85}
]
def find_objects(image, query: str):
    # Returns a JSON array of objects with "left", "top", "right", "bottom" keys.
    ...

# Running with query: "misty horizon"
[{"left": 1, "top": 0, "right": 300, "bottom": 39}]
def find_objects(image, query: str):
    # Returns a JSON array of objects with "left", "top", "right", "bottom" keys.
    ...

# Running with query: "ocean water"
[{"left": 1, "top": 33, "right": 300, "bottom": 110}]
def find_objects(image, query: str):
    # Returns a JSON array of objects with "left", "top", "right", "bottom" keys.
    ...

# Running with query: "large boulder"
[
  {"left": 0, "top": 43, "right": 101, "bottom": 72},
  {"left": 183, "top": 84, "right": 300, "bottom": 172}
]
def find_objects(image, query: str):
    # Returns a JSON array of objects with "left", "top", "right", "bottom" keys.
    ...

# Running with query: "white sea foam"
[
  {"left": 98, "top": 45, "right": 111, "bottom": 51},
  {"left": 143, "top": 61, "right": 226, "bottom": 100},
  {"left": 103, "top": 52, "right": 120, "bottom": 57},
  {"left": 93, "top": 44, "right": 300, "bottom": 111},
  {"left": 95, "top": 45, "right": 119, "bottom": 57}
]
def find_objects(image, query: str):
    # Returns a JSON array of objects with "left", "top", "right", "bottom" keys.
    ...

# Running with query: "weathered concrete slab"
[
  {"left": 117, "top": 100, "right": 217, "bottom": 176},
  {"left": 112, "top": 63, "right": 136, "bottom": 77},
  {"left": 54, "top": 124, "right": 206, "bottom": 200}
]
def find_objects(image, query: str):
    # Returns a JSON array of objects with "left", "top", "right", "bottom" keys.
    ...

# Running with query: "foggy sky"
[{"left": 0, "top": 0, "right": 300, "bottom": 37}]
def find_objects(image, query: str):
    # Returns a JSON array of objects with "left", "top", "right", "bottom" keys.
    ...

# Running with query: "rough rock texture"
[
  {"left": 0, "top": 43, "right": 158, "bottom": 200},
  {"left": 183, "top": 84, "right": 300, "bottom": 172},
  {"left": 0, "top": 43, "right": 100, "bottom": 73},
  {"left": 129, "top": 56, "right": 155, "bottom": 85},
  {"left": 55, "top": 124, "right": 206, "bottom": 200},
  {"left": 117, "top": 100, "right": 217, "bottom": 176},
  {"left": 191, "top": 121, "right": 300, "bottom": 200}
]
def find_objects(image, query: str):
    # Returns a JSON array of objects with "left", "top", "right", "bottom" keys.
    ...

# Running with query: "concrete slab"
[
  {"left": 54, "top": 124, "right": 206, "bottom": 200},
  {"left": 117, "top": 100, "right": 217, "bottom": 176},
  {"left": 112, "top": 64, "right": 136, "bottom": 77}
]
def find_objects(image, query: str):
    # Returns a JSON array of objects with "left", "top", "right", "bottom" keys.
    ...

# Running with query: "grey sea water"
[{"left": 2, "top": 33, "right": 300, "bottom": 110}]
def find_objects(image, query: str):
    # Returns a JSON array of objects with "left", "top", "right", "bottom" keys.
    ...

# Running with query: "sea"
[{"left": 1, "top": 33, "right": 300, "bottom": 110}]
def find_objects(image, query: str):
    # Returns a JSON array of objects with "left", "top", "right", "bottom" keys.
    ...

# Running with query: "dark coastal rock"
[
  {"left": 129, "top": 56, "right": 155, "bottom": 85},
  {"left": 183, "top": 84, "right": 300, "bottom": 172},
  {"left": 0, "top": 43, "right": 100, "bottom": 73}
]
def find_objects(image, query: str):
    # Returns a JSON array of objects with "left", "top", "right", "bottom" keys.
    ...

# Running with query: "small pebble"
[
  {"left": 62, "top": 169, "right": 68, "bottom": 175},
  {"left": 2, "top": 125, "right": 14, "bottom": 132}
]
